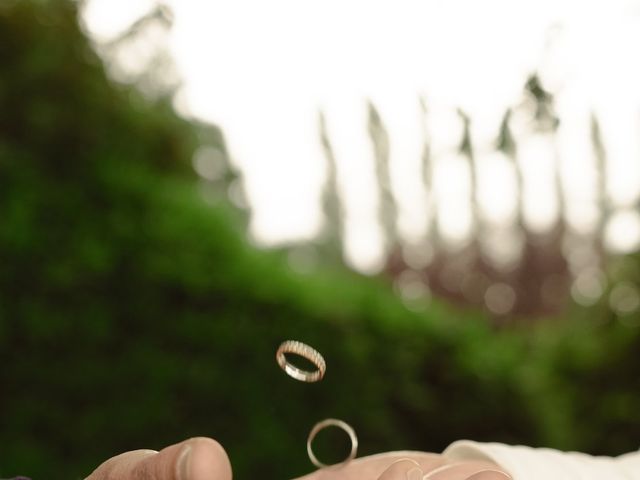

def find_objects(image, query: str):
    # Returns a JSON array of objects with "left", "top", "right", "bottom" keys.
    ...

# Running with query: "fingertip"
[
  {"left": 180, "top": 437, "right": 232, "bottom": 480},
  {"left": 465, "top": 470, "right": 512, "bottom": 480},
  {"left": 377, "top": 459, "right": 424, "bottom": 480}
]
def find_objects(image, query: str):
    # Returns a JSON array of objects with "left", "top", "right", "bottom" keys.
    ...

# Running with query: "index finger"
[{"left": 295, "top": 451, "right": 445, "bottom": 480}]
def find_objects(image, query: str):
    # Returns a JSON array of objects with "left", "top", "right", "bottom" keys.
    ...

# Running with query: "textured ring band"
[
  {"left": 307, "top": 418, "right": 358, "bottom": 469},
  {"left": 276, "top": 340, "right": 326, "bottom": 382}
]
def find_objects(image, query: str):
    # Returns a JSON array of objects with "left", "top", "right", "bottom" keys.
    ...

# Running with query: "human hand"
[
  {"left": 84, "top": 437, "right": 231, "bottom": 480},
  {"left": 297, "top": 451, "right": 511, "bottom": 480},
  {"left": 85, "top": 437, "right": 511, "bottom": 480}
]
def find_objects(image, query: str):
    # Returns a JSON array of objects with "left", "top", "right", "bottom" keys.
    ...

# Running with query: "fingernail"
[
  {"left": 466, "top": 470, "right": 512, "bottom": 480},
  {"left": 177, "top": 445, "right": 192, "bottom": 480},
  {"left": 406, "top": 467, "right": 423, "bottom": 480},
  {"left": 377, "top": 459, "right": 423, "bottom": 480}
]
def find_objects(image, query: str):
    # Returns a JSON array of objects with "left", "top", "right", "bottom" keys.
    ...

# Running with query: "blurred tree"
[
  {"left": 457, "top": 110, "right": 482, "bottom": 240},
  {"left": 419, "top": 97, "right": 438, "bottom": 246},
  {"left": 95, "top": 1, "right": 178, "bottom": 96},
  {"left": 317, "top": 110, "right": 344, "bottom": 263},
  {"left": 368, "top": 101, "right": 398, "bottom": 256},
  {"left": 591, "top": 112, "right": 610, "bottom": 245},
  {"left": 496, "top": 109, "right": 523, "bottom": 229}
]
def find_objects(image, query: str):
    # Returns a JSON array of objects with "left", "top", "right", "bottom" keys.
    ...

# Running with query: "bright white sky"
[{"left": 83, "top": 0, "right": 640, "bottom": 273}]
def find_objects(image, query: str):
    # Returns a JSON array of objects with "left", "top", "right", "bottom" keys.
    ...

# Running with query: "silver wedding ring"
[
  {"left": 307, "top": 418, "right": 358, "bottom": 468},
  {"left": 276, "top": 340, "right": 326, "bottom": 382}
]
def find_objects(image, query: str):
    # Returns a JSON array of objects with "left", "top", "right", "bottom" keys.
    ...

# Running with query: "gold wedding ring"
[
  {"left": 276, "top": 340, "right": 326, "bottom": 382},
  {"left": 307, "top": 418, "right": 358, "bottom": 468}
]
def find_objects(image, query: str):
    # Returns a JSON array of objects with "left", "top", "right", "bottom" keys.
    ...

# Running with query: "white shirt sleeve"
[{"left": 442, "top": 440, "right": 640, "bottom": 480}]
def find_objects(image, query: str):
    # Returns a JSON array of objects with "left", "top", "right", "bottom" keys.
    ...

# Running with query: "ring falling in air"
[
  {"left": 276, "top": 340, "right": 326, "bottom": 383},
  {"left": 307, "top": 418, "right": 358, "bottom": 468}
]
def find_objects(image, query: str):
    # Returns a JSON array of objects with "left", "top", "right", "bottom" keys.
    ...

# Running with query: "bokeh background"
[{"left": 2, "top": 1, "right": 640, "bottom": 479}]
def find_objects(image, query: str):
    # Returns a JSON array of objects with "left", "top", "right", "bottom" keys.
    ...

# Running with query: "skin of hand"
[{"left": 84, "top": 437, "right": 512, "bottom": 480}]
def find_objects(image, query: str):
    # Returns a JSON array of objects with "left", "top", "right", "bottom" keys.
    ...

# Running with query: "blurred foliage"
[{"left": 1, "top": 1, "right": 640, "bottom": 479}]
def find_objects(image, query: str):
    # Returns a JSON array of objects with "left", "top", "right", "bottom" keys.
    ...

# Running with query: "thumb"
[{"left": 85, "top": 437, "right": 232, "bottom": 480}]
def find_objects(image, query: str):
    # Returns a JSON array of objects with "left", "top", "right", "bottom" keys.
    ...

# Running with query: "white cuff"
[{"left": 442, "top": 440, "right": 640, "bottom": 480}]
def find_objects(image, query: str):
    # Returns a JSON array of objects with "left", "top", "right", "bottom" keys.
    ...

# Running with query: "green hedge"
[{"left": 1, "top": 2, "right": 640, "bottom": 479}]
